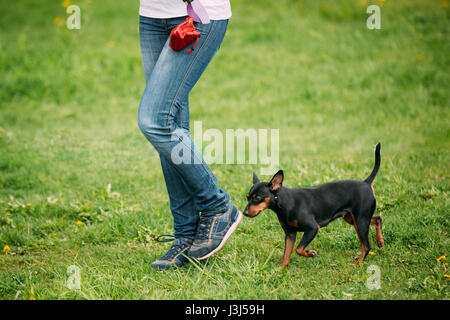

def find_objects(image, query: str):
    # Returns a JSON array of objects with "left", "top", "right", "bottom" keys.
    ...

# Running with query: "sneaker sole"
[{"left": 195, "top": 210, "right": 243, "bottom": 260}]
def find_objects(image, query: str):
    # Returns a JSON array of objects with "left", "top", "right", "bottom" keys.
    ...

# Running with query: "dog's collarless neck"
[{"left": 270, "top": 188, "right": 282, "bottom": 211}]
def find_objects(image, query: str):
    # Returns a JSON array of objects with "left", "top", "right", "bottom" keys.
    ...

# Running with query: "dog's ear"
[
  {"left": 253, "top": 172, "right": 260, "bottom": 185},
  {"left": 268, "top": 170, "right": 283, "bottom": 191}
]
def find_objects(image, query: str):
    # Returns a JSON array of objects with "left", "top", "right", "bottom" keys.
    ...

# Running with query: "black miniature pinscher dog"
[{"left": 243, "top": 143, "right": 383, "bottom": 267}]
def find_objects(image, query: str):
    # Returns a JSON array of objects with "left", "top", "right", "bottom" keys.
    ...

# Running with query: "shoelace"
[
  {"left": 155, "top": 234, "right": 190, "bottom": 260},
  {"left": 155, "top": 234, "right": 176, "bottom": 243},
  {"left": 194, "top": 216, "right": 214, "bottom": 241}
]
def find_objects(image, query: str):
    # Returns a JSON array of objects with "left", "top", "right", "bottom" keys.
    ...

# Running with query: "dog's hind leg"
[
  {"left": 352, "top": 213, "right": 372, "bottom": 266},
  {"left": 370, "top": 216, "right": 384, "bottom": 248},
  {"left": 343, "top": 212, "right": 354, "bottom": 225}
]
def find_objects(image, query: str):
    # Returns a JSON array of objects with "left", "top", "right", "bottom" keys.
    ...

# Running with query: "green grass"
[{"left": 0, "top": 0, "right": 449, "bottom": 299}]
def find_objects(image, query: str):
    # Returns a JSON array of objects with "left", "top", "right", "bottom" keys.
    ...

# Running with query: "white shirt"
[{"left": 139, "top": 0, "right": 231, "bottom": 20}]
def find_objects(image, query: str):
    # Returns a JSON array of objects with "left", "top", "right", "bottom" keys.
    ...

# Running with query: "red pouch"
[{"left": 169, "top": 17, "right": 201, "bottom": 53}]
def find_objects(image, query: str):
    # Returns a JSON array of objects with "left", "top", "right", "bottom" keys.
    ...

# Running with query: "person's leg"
[
  {"left": 139, "top": 16, "right": 167, "bottom": 83},
  {"left": 159, "top": 100, "right": 199, "bottom": 239},
  {"left": 140, "top": 16, "right": 198, "bottom": 240},
  {"left": 138, "top": 18, "right": 231, "bottom": 217},
  {"left": 139, "top": 16, "right": 197, "bottom": 270},
  {"left": 138, "top": 17, "right": 241, "bottom": 265}
]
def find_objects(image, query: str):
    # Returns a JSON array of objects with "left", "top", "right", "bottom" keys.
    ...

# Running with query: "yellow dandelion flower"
[
  {"left": 445, "top": 263, "right": 448, "bottom": 267},
  {"left": 377, "top": 0, "right": 385, "bottom": 7},
  {"left": 53, "top": 16, "right": 63, "bottom": 27},
  {"left": 76, "top": 220, "right": 84, "bottom": 226},
  {"left": 444, "top": 274, "right": 450, "bottom": 279},
  {"left": 62, "top": 0, "right": 71, "bottom": 8},
  {"left": 107, "top": 40, "right": 116, "bottom": 48},
  {"left": 417, "top": 53, "right": 425, "bottom": 61},
  {"left": 368, "top": 251, "right": 375, "bottom": 256},
  {"left": 3, "top": 245, "right": 11, "bottom": 257},
  {"left": 437, "top": 255, "right": 446, "bottom": 262}
]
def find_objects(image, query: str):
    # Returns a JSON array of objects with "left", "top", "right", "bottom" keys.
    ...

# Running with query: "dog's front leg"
[
  {"left": 280, "top": 231, "right": 297, "bottom": 268},
  {"left": 296, "top": 224, "right": 320, "bottom": 258}
]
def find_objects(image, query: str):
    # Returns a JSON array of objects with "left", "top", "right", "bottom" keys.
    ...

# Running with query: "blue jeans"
[{"left": 138, "top": 16, "right": 230, "bottom": 239}]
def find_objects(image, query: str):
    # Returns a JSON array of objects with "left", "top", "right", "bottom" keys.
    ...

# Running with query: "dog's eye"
[{"left": 254, "top": 195, "right": 262, "bottom": 202}]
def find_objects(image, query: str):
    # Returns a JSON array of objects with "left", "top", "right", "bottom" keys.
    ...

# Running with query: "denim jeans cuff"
[
  {"left": 201, "top": 202, "right": 230, "bottom": 217},
  {"left": 173, "top": 234, "right": 196, "bottom": 243}
]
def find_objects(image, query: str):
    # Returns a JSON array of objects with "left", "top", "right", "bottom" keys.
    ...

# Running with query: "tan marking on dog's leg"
[
  {"left": 296, "top": 246, "right": 318, "bottom": 258},
  {"left": 280, "top": 234, "right": 296, "bottom": 268},
  {"left": 370, "top": 216, "right": 384, "bottom": 248}
]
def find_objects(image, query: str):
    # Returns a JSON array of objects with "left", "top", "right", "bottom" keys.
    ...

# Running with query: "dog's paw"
[{"left": 307, "top": 250, "right": 319, "bottom": 257}]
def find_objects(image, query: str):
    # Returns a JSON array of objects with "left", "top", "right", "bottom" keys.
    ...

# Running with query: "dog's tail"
[{"left": 364, "top": 142, "right": 381, "bottom": 185}]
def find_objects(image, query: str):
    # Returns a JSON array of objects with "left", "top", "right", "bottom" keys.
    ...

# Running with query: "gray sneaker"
[
  {"left": 188, "top": 203, "right": 242, "bottom": 260},
  {"left": 150, "top": 237, "right": 193, "bottom": 270}
]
